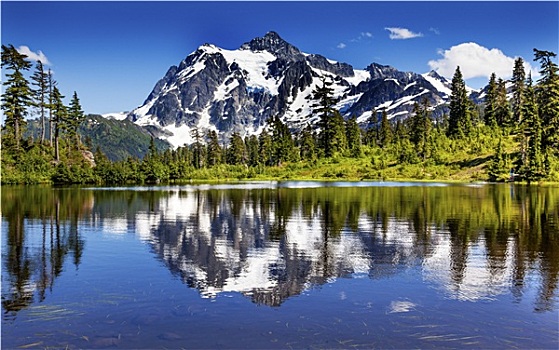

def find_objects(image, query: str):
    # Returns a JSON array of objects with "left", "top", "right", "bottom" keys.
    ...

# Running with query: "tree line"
[{"left": 2, "top": 44, "right": 558, "bottom": 184}]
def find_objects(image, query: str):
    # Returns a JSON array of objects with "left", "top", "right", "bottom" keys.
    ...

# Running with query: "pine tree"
[
  {"left": 190, "top": 127, "right": 204, "bottom": 169},
  {"left": 47, "top": 69, "right": 56, "bottom": 145},
  {"left": 51, "top": 86, "right": 67, "bottom": 162},
  {"left": 1, "top": 44, "right": 32, "bottom": 150},
  {"left": 270, "top": 115, "right": 295, "bottom": 165},
  {"left": 245, "top": 134, "right": 259, "bottom": 167},
  {"left": 488, "top": 137, "right": 510, "bottom": 182},
  {"left": 345, "top": 115, "right": 361, "bottom": 157},
  {"left": 533, "top": 49, "right": 559, "bottom": 151},
  {"left": 378, "top": 109, "right": 392, "bottom": 148},
  {"left": 206, "top": 130, "right": 222, "bottom": 167},
  {"left": 409, "top": 98, "right": 433, "bottom": 161},
  {"left": 495, "top": 78, "right": 512, "bottom": 127},
  {"left": 523, "top": 75, "right": 545, "bottom": 183},
  {"left": 298, "top": 124, "right": 316, "bottom": 161},
  {"left": 226, "top": 132, "right": 246, "bottom": 165},
  {"left": 258, "top": 132, "right": 273, "bottom": 166},
  {"left": 511, "top": 57, "right": 526, "bottom": 125},
  {"left": 30, "top": 61, "right": 49, "bottom": 144},
  {"left": 447, "top": 66, "right": 472, "bottom": 138},
  {"left": 484, "top": 73, "right": 498, "bottom": 127},
  {"left": 67, "top": 91, "right": 85, "bottom": 149},
  {"left": 312, "top": 76, "right": 339, "bottom": 157}
]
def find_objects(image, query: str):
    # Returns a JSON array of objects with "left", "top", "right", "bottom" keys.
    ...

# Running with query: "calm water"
[{"left": 2, "top": 182, "right": 558, "bottom": 349}]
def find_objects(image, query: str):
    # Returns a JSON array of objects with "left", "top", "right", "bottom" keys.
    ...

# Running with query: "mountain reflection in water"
[{"left": 2, "top": 183, "right": 558, "bottom": 315}]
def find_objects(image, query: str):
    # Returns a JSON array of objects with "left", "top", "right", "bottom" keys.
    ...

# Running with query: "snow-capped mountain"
[{"left": 129, "top": 31, "right": 458, "bottom": 148}]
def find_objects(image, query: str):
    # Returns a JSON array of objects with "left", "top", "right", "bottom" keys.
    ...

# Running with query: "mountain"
[{"left": 128, "top": 32, "right": 468, "bottom": 148}]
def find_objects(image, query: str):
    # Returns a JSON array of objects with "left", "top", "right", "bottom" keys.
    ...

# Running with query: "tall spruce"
[
  {"left": 206, "top": 130, "right": 222, "bottom": 167},
  {"left": 447, "top": 66, "right": 471, "bottom": 138},
  {"left": 484, "top": 73, "right": 498, "bottom": 127},
  {"left": 312, "top": 76, "right": 339, "bottom": 157},
  {"left": 523, "top": 75, "right": 545, "bottom": 183},
  {"left": 226, "top": 132, "right": 246, "bottom": 165},
  {"left": 345, "top": 115, "right": 361, "bottom": 157},
  {"left": 190, "top": 127, "right": 204, "bottom": 169},
  {"left": 270, "top": 115, "right": 295, "bottom": 165},
  {"left": 409, "top": 98, "right": 433, "bottom": 161},
  {"left": 1, "top": 44, "right": 32, "bottom": 150},
  {"left": 47, "top": 69, "right": 56, "bottom": 145},
  {"left": 299, "top": 125, "right": 316, "bottom": 161},
  {"left": 51, "top": 86, "right": 67, "bottom": 162},
  {"left": 495, "top": 78, "right": 512, "bottom": 127},
  {"left": 245, "top": 134, "right": 259, "bottom": 167},
  {"left": 67, "top": 91, "right": 85, "bottom": 149},
  {"left": 533, "top": 49, "right": 559, "bottom": 151},
  {"left": 31, "top": 61, "right": 49, "bottom": 144},
  {"left": 378, "top": 109, "right": 392, "bottom": 148},
  {"left": 511, "top": 57, "right": 526, "bottom": 124}
]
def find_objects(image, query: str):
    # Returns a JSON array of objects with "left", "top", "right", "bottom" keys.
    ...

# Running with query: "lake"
[{"left": 2, "top": 182, "right": 558, "bottom": 349}]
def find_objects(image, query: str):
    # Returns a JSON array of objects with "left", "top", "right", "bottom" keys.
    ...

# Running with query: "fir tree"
[
  {"left": 484, "top": 73, "right": 498, "bottom": 127},
  {"left": 511, "top": 57, "right": 526, "bottom": 125},
  {"left": 270, "top": 115, "right": 295, "bottom": 165},
  {"left": 345, "top": 115, "right": 361, "bottom": 157},
  {"left": 51, "top": 86, "right": 67, "bottom": 162},
  {"left": 495, "top": 78, "right": 512, "bottom": 127},
  {"left": 258, "top": 132, "right": 273, "bottom": 166},
  {"left": 523, "top": 75, "right": 545, "bottom": 183},
  {"left": 67, "top": 91, "right": 85, "bottom": 149},
  {"left": 312, "top": 76, "right": 340, "bottom": 157},
  {"left": 298, "top": 125, "right": 316, "bottom": 161},
  {"left": 447, "top": 66, "right": 472, "bottom": 138},
  {"left": 1, "top": 44, "right": 32, "bottom": 150},
  {"left": 30, "top": 61, "right": 49, "bottom": 144},
  {"left": 226, "top": 132, "right": 246, "bottom": 165},
  {"left": 245, "top": 134, "right": 259, "bottom": 167},
  {"left": 206, "top": 130, "right": 222, "bottom": 167},
  {"left": 409, "top": 98, "right": 433, "bottom": 161},
  {"left": 378, "top": 109, "right": 392, "bottom": 148},
  {"left": 533, "top": 49, "right": 559, "bottom": 151},
  {"left": 190, "top": 127, "right": 204, "bottom": 169}
]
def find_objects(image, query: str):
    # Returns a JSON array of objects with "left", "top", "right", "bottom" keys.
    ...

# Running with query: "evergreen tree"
[
  {"left": 488, "top": 137, "right": 510, "bottom": 182},
  {"left": 364, "top": 108, "right": 379, "bottom": 146},
  {"left": 67, "top": 91, "right": 85, "bottom": 149},
  {"left": 270, "top": 115, "right": 295, "bottom": 165},
  {"left": 298, "top": 125, "right": 316, "bottom": 161},
  {"left": 1, "top": 44, "right": 32, "bottom": 150},
  {"left": 523, "top": 74, "right": 546, "bottom": 183},
  {"left": 495, "top": 78, "right": 512, "bottom": 127},
  {"left": 258, "top": 132, "right": 273, "bottom": 166},
  {"left": 226, "top": 132, "right": 246, "bottom": 165},
  {"left": 30, "top": 61, "right": 49, "bottom": 144},
  {"left": 484, "top": 73, "right": 498, "bottom": 127},
  {"left": 345, "top": 115, "right": 361, "bottom": 157},
  {"left": 245, "top": 134, "right": 260, "bottom": 167},
  {"left": 447, "top": 66, "right": 472, "bottom": 138},
  {"left": 378, "top": 109, "right": 393, "bottom": 148},
  {"left": 51, "top": 86, "right": 67, "bottom": 162},
  {"left": 409, "top": 98, "right": 433, "bottom": 161},
  {"left": 47, "top": 69, "right": 55, "bottom": 145},
  {"left": 190, "top": 127, "right": 204, "bottom": 168},
  {"left": 511, "top": 57, "right": 526, "bottom": 125},
  {"left": 206, "top": 130, "right": 222, "bottom": 167},
  {"left": 533, "top": 49, "right": 559, "bottom": 151},
  {"left": 312, "top": 76, "right": 340, "bottom": 157}
]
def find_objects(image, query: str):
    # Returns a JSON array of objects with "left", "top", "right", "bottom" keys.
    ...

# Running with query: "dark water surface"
[{"left": 2, "top": 182, "right": 558, "bottom": 349}]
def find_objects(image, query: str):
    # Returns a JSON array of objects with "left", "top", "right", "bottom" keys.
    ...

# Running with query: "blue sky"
[{"left": 2, "top": 1, "right": 558, "bottom": 115}]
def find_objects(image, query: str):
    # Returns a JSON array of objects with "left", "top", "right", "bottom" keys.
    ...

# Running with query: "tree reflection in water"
[{"left": 1, "top": 183, "right": 558, "bottom": 316}]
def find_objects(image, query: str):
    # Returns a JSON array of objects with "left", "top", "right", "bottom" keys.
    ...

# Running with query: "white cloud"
[
  {"left": 429, "top": 27, "right": 441, "bottom": 35},
  {"left": 16, "top": 46, "right": 50, "bottom": 65},
  {"left": 428, "top": 42, "right": 536, "bottom": 80},
  {"left": 385, "top": 27, "right": 423, "bottom": 40},
  {"left": 361, "top": 32, "right": 373, "bottom": 38},
  {"left": 337, "top": 43, "right": 347, "bottom": 49}
]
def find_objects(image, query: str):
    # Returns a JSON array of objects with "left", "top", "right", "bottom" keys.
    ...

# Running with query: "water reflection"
[{"left": 2, "top": 184, "right": 559, "bottom": 315}]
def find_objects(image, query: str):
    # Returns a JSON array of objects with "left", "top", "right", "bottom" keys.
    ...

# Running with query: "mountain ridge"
[{"left": 126, "top": 31, "right": 472, "bottom": 148}]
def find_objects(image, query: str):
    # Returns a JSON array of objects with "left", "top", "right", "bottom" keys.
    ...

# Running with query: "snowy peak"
[
  {"left": 240, "top": 31, "right": 301, "bottom": 59},
  {"left": 130, "top": 32, "right": 456, "bottom": 148}
]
